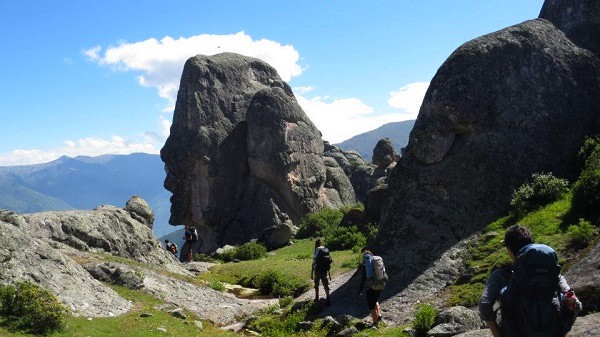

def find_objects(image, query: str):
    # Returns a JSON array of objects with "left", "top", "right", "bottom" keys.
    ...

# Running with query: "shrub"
[
  {"left": 296, "top": 208, "right": 344, "bottom": 239},
  {"left": 568, "top": 218, "right": 597, "bottom": 247},
  {"left": 278, "top": 297, "right": 294, "bottom": 308},
  {"left": 218, "top": 242, "right": 267, "bottom": 262},
  {"left": 510, "top": 173, "right": 569, "bottom": 216},
  {"left": 0, "top": 282, "right": 67, "bottom": 334},
  {"left": 233, "top": 242, "right": 267, "bottom": 261},
  {"left": 255, "top": 269, "right": 309, "bottom": 298},
  {"left": 322, "top": 225, "right": 366, "bottom": 251},
  {"left": 194, "top": 253, "right": 218, "bottom": 263},
  {"left": 572, "top": 166, "right": 600, "bottom": 218},
  {"left": 413, "top": 303, "right": 436, "bottom": 333}
]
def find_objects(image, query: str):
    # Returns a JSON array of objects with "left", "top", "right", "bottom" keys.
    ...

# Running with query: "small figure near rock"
[
  {"left": 358, "top": 248, "right": 388, "bottom": 328},
  {"left": 182, "top": 226, "right": 198, "bottom": 263},
  {"left": 311, "top": 238, "right": 332, "bottom": 306}
]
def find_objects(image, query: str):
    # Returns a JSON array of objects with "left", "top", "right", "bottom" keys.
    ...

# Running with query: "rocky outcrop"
[
  {"left": 0, "top": 210, "right": 132, "bottom": 317},
  {"left": 376, "top": 18, "right": 600, "bottom": 285},
  {"left": 565, "top": 238, "right": 600, "bottom": 314},
  {"left": 540, "top": 0, "right": 600, "bottom": 57},
  {"left": 372, "top": 138, "right": 396, "bottom": 168},
  {"left": 161, "top": 53, "right": 355, "bottom": 253},
  {"left": 125, "top": 195, "right": 154, "bottom": 228}
]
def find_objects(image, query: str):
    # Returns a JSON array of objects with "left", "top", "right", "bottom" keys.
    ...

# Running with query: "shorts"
[
  {"left": 366, "top": 287, "right": 382, "bottom": 310},
  {"left": 313, "top": 270, "right": 329, "bottom": 290}
]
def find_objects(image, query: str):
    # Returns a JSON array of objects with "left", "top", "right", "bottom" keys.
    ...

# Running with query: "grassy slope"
[
  {"left": 449, "top": 192, "right": 596, "bottom": 307},
  {"left": 197, "top": 239, "right": 362, "bottom": 286}
]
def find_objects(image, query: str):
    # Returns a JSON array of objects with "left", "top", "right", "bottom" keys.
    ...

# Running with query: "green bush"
[
  {"left": 0, "top": 282, "right": 67, "bottom": 335},
  {"left": 194, "top": 253, "right": 218, "bottom": 263},
  {"left": 413, "top": 303, "right": 436, "bottom": 333},
  {"left": 572, "top": 166, "right": 600, "bottom": 218},
  {"left": 568, "top": 218, "right": 597, "bottom": 247},
  {"left": 218, "top": 242, "right": 267, "bottom": 262},
  {"left": 296, "top": 208, "right": 344, "bottom": 239},
  {"left": 322, "top": 225, "right": 366, "bottom": 251},
  {"left": 510, "top": 173, "right": 569, "bottom": 216},
  {"left": 255, "top": 269, "right": 309, "bottom": 298}
]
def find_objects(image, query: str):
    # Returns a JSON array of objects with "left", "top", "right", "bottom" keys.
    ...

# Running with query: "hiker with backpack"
[
  {"left": 357, "top": 248, "right": 388, "bottom": 328},
  {"left": 311, "top": 238, "right": 332, "bottom": 306},
  {"left": 479, "top": 224, "right": 581, "bottom": 337},
  {"left": 182, "top": 225, "right": 198, "bottom": 263}
]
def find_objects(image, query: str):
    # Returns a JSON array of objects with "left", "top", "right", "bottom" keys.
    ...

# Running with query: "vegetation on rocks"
[
  {"left": 0, "top": 282, "right": 67, "bottom": 335},
  {"left": 412, "top": 303, "right": 437, "bottom": 333},
  {"left": 217, "top": 241, "right": 267, "bottom": 262}
]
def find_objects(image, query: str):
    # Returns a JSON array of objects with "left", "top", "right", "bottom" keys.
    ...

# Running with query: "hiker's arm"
[
  {"left": 558, "top": 275, "right": 583, "bottom": 312},
  {"left": 479, "top": 270, "right": 504, "bottom": 332},
  {"left": 485, "top": 321, "right": 502, "bottom": 337}
]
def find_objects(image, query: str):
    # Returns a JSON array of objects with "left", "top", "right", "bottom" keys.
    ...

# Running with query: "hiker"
[
  {"left": 311, "top": 238, "right": 332, "bottom": 306},
  {"left": 479, "top": 224, "right": 581, "bottom": 337},
  {"left": 182, "top": 226, "right": 197, "bottom": 262},
  {"left": 357, "top": 248, "right": 387, "bottom": 328},
  {"left": 164, "top": 239, "right": 171, "bottom": 251}
]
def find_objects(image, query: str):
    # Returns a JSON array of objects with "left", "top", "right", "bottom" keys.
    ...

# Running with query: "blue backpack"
[{"left": 499, "top": 244, "right": 573, "bottom": 337}]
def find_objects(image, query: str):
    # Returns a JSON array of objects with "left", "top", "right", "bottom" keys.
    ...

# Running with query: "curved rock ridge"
[
  {"left": 161, "top": 53, "right": 355, "bottom": 253},
  {"left": 540, "top": 0, "right": 600, "bottom": 57},
  {"left": 377, "top": 18, "right": 600, "bottom": 281}
]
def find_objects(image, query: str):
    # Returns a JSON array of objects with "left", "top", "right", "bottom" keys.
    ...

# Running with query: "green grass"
[
  {"left": 450, "top": 191, "right": 597, "bottom": 307},
  {"left": 0, "top": 285, "right": 237, "bottom": 337},
  {"left": 198, "top": 239, "right": 361, "bottom": 289}
]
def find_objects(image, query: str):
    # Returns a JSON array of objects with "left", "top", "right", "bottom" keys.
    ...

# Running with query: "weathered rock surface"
[
  {"left": 125, "top": 195, "right": 154, "bottom": 228},
  {"left": 20, "top": 206, "right": 186, "bottom": 275},
  {"left": 372, "top": 138, "right": 396, "bottom": 168},
  {"left": 377, "top": 19, "right": 600, "bottom": 288},
  {"left": 323, "top": 142, "right": 367, "bottom": 176},
  {"left": 540, "top": 0, "right": 600, "bottom": 57},
  {"left": 564, "top": 238, "right": 600, "bottom": 314},
  {"left": 161, "top": 53, "right": 356, "bottom": 253},
  {"left": 427, "top": 306, "right": 481, "bottom": 337},
  {"left": 0, "top": 211, "right": 132, "bottom": 317}
]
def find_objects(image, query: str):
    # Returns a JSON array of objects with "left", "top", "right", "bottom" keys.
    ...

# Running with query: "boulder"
[
  {"left": 84, "top": 262, "right": 145, "bottom": 290},
  {"left": 323, "top": 142, "right": 367, "bottom": 175},
  {"left": 377, "top": 19, "right": 600, "bottom": 282},
  {"left": 125, "top": 195, "right": 154, "bottom": 228},
  {"left": 161, "top": 53, "right": 356, "bottom": 253},
  {"left": 564, "top": 238, "right": 600, "bottom": 314},
  {"left": 372, "top": 138, "right": 396, "bottom": 168},
  {"left": 427, "top": 306, "right": 481, "bottom": 336},
  {"left": 540, "top": 0, "right": 600, "bottom": 57},
  {"left": 258, "top": 223, "right": 293, "bottom": 250}
]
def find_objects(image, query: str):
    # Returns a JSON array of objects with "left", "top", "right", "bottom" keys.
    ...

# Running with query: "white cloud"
[
  {"left": 0, "top": 135, "right": 160, "bottom": 166},
  {"left": 84, "top": 32, "right": 303, "bottom": 112},
  {"left": 296, "top": 94, "right": 407, "bottom": 144},
  {"left": 387, "top": 81, "right": 429, "bottom": 120}
]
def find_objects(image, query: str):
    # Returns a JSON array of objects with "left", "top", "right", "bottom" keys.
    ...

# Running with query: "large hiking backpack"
[
  {"left": 371, "top": 255, "right": 388, "bottom": 290},
  {"left": 499, "top": 243, "right": 572, "bottom": 337},
  {"left": 315, "top": 247, "right": 333, "bottom": 272}
]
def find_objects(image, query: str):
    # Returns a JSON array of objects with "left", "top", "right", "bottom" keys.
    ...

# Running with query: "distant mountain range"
[
  {"left": 335, "top": 120, "right": 415, "bottom": 161},
  {"left": 0, "top": 153, "right": 175, "bottom": 237},
  {"left": 0, "top": 120, "right": 415, "bottom": 238}
]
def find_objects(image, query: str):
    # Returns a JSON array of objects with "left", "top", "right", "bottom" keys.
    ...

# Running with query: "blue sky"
[{"left": 0, "top": 1, "right": 544, "bottom": 166}]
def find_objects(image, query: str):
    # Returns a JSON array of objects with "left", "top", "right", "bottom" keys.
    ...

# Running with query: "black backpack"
[
  {"left": 499, "top": 243, "right": 572, "bottom": 337},
  {"left": 315, "top": 247, "right": 333, "bottom": 272}
]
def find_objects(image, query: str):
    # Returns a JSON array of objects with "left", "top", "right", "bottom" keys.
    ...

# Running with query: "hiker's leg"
[
  {"left": 314, "top": 274, "right": 320, "bottom": 301},
  {"left": 322, "top": 275, "right": 330, "bottom": 305},
  {"left": 366, "top": 289, "right": 378, "bottom": 323}
]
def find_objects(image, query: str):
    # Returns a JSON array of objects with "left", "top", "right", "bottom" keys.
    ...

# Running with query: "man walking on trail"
[
  {"left": 479, "top": 224, "right": 581, "bottom": 337},
  {"left": 358, "top": 248, "right": 386, "bottom": 328},
  {"left": 311, "top": 238, "right": 332, "bottom": 306}
]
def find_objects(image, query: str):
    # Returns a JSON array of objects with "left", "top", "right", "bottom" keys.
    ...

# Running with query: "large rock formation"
[
  {"left": 377, "top": 18, "right": 600, "bottom": 285},
  {"left": 565, "top": 238, "right": 600, "bottom": 314},
  {"left": 161, "top": 53, "right": 355, "bottom": 252},
  {"left": 540, "top": 0, "right": 600, "bottom": 57}
]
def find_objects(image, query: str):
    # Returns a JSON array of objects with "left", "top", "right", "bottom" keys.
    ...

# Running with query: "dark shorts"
[
  {"left": 313, "top": 270, "right": 329, "bottom": 290},
  {"left": 366, "top": 287, "right": 382, "bottom": 310}
]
